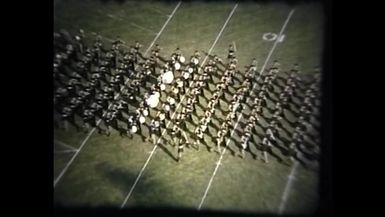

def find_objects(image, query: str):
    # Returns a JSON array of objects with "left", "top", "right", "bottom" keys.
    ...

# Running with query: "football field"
[{"left": 54, "top": 0, "right": 323, "bottom": 214}]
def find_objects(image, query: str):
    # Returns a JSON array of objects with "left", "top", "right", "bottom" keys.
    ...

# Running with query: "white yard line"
[
  {"left": 143, "top": 1, "right": 182, "bottom": 56},
  {"left": 198, "top": 113, "right": 243, "bottom": 210},
  {"left": 54, "top": 1, "right": 182, "bottom": 188},
  {"left": 54, "top": 127, "right": 97, "bottom": 187},
  {"left": 206, "top": 4, "right": 238, "bottom": 55},
  {"left": 197, "top": 8, "right": 296, "bottom": 210},
  {"left": 278, "top": 161, "right": 299, "bottom": 215},
  {"left": 257, "top": 9, "right": 295, "bottom": 78},
  {"left": 120, "top": 3, "right": 239, "bottom": 209}
]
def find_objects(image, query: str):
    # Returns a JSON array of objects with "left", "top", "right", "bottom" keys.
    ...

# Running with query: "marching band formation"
[{"left": 54, "top": 29, "right": 321, "bottom": 165}]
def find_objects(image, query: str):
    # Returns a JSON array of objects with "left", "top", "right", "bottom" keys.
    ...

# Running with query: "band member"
[
  {"left": 153, "top": 43, "right": 161, "bottom": 55},
  {"left": 60, "top": 106, "right": 80, "bottom": 131},
  {"left": 148, "top": 119, "right": 161, "bottom": 145},
  {"left": 228, "top": 44, "right": 235, "bottom": 60},
  {"left": 134, "top": 41, "right": 142, "bottom": 53},
  {"left": 287, "top": 141, "right": 298, "bottom": 162},
  {"left": 126, "top": 115, "right": 138, "bottom": 139},
  {"left": 260, "top": 136, "right": 273, "bottom": 163},
  {"left": 240, "top": 126, "right": 252, "bottom": 159},
  {"left": 216, "top": 130, "right": 225, "bottom": 153},
  {"left": 193, "top": 126, "right": 204, "bottom": 151},
  {"left": 176, "top": 77, "right": 185, "bottom": 95},
  {"left": 175, "top": 127, "right": 189, "bottom": 162},
  {"left": 163, "top": 102, "right": 172, "bottom": 120},
  {"left": 170, "top": 124, "right": 181, "bottom": 147},
  {"left": 167, "top": 96, "right": 176, "bottom": 113},
  {"left": 271, "top": 60, "right": 280, "bottom": 71},
  {"left": 156, "top": 110, "right": 167, "bottom": 129}
]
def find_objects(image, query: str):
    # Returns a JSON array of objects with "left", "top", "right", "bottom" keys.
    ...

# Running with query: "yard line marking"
[
  {"left": 54, "top": 140, "right": 78, "bottom": 151},
  {"left": 206, "top": 4, "right": 238, "bottom": 56},
  {"left": 197, "top": 8, "right": 296, "bottom": 210},
  {"left": 278, "top": 34, "right": 285, "bottom": 43},
  {"left": 198, "top": 113, "right": 243, "bottom": 210},
  {"left": 120, "top": 143, "right": 157, "bottom": 209},
  {"left": 143, "top": 1, "right": 182, "bottom": 56},
  {"left": 278, "top": 161, "right": 299, "bottom": 215},
  {"left": 54, "top": 1, "right": 181, "bottom": 188},
  {"left": 257, "top": 9, "right": 295, "bottom": 78},
  {"left": 54, "top": 127, "right": 96, "bottom": 187},
  {"left": 120, "top": 3, "right": 239, "bottom": 208}
]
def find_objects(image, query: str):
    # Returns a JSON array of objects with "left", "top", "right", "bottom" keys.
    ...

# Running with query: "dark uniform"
[
  {"left": 148, "top": 120, "right": 161, "bottom": 145},
  {"left": 156, "top": 111, "right": 167, "bottom": 129},
  {"left": 261, "top": 137, "right": 272, "bottom": 163},
  {"left": 240, "top": 123, "right": 253, "bottom": 158},
  {"left": 228, "top": 44, "right": 235, "bottom": 60},
  {"left": 61, "top": 106, "right": 79, "bottom": 131},
  {"left": 163, "top": 102, "right": 172, "bottom": 120},
  {"left": 134, "top": 41, "right": 142, "bottom": 62},
  {"left": 82, "top": 108, "right": 96, "bottom": 131},
  {"left": 170, "top": 124, "right": 181, "bottom": 147},
  {"left": 152, "top": 44, "right": 160, "bottom": 58},
  {"left": 193, "top": 126, "right": 204, "bottom": 151},
  {"left": 125, "top": 115, "right": 137, "bottom": 139}
]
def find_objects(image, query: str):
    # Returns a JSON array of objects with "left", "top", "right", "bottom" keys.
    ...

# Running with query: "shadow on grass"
[
  {"left": 56, "top": 160, "right": 207, "bottom": 213},
  {"left": 157, "top": 142, "right": 179, "bottom": 162},
  {"left": 93, "top": 161, "right": 165, "bottom": 195}
]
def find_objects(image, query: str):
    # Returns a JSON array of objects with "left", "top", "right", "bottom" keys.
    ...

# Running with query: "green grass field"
[{"left": 54, "top": 0, "right": 323, "bottom": 215}]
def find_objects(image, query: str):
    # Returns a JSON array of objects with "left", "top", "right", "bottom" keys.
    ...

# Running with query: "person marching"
[{"left": 148, "top": 119, "right": 161, "bottom": 145}]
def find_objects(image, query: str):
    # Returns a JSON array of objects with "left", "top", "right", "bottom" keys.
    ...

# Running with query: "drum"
[
  {"left": 179, "top": 56, "right": 185, "bottom": 63},
  {"left": 153, "top": 91, "right": 160, "bottom": 98},
  {"left": 188, "top": 67, "right": 194, "bottom": 73},
  {"left": 131, "top": 125, "right": 138, "bottom": 133},
  {"left": 162, "top": 70, "right": 174, "bottom": 84},
  {"left": 183, "top": 71, "right": 190, "bottom": 79},
  {"left": 192, "top": 57, "right": 199, "bottom": 65},
  {"left": 154, "top": 121, "right": 160, "bottom": 127},
  {"left": 143, "top": 110, "right": 149, "bottom": 116},
  {"left": 171, "top": 55, "right": 177, "bottom": 62},
  {"left": 146, "top": 94, "right": 159, "bottom": 108},
  {"left": 160, "top": 84, "right": 166, "bottom": 91},
  {"left": 168, "top": 97, "right": 175, "bottom": 105},
  {"left": 164, "top": 104, "right": 170, "bottom": 111},
  {"left": 174, "top": 62, "right": 181, "bottom": 70},
  {"left": 139, "top": 116, "right": 146, "bottom": 123}
]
